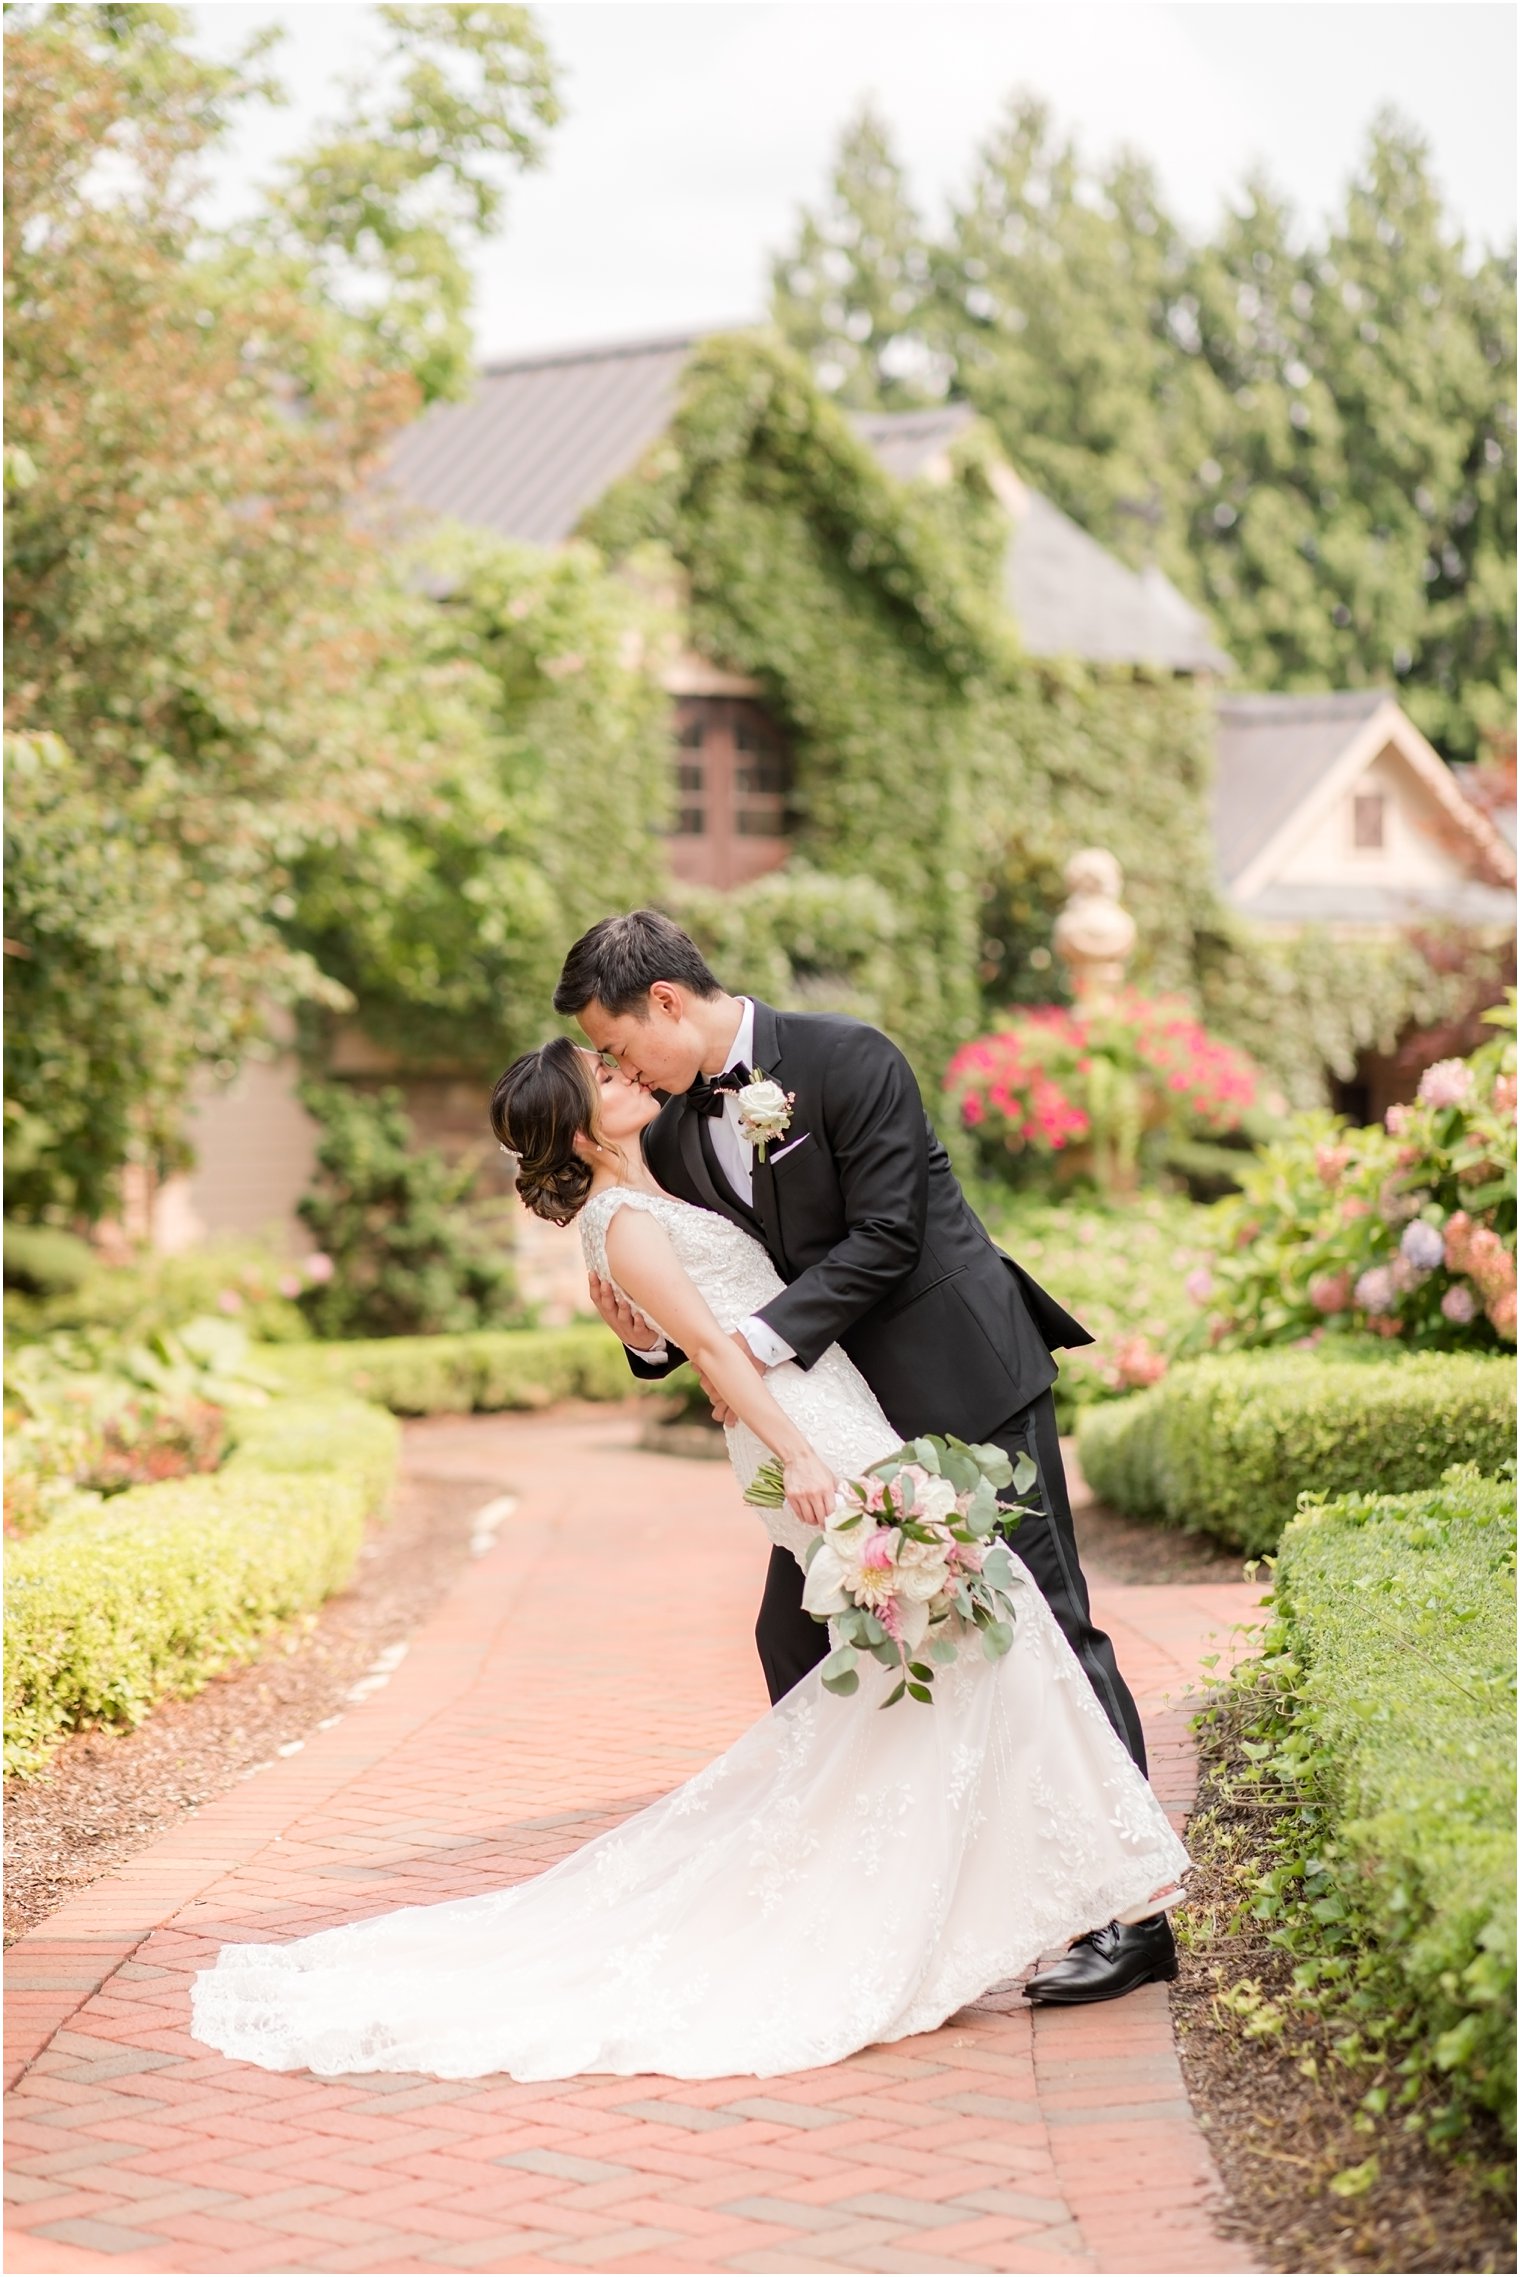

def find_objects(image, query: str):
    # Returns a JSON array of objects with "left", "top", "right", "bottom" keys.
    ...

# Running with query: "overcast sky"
[{"left": 189, "top": 2, "right": 1518, "bottom": 364}]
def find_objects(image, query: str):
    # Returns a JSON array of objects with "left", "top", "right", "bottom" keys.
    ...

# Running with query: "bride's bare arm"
[{"left": 603, "top": 1207, "right": 838, "bottom": 1526}]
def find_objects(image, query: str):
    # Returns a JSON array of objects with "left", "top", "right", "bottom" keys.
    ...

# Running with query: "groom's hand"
[
  {"left": 588, "top": 1273, "right": 661, "bottom": 1353},
  {"left": 696, "top": 1331, "right": 766, "bottom": 1427}
]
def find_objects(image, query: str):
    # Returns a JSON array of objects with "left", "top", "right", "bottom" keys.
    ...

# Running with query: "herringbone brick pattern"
[{"left": 6, "top": 1409, "right": 1264, "bottom": 2275}]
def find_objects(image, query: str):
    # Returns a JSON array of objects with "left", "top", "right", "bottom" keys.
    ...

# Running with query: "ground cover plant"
[
  {"left": 1077, "top": 1350, "right": 1515, "bottom": 1555},
  {"left": 4, "top": 1393, "right": 399, "bottom": 1779}
]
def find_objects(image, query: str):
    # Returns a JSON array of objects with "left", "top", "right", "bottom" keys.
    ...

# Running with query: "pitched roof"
[
  {"left": 383, "top": 331, "right": 700, "bottom": 549},
  {"left": 1213, "top": 689, "right": 1390, "bottom": 884},
  {"left": 378, "top": 332, "right": 1229, "bottom": 671},
  {"left": 1003, "top": 491, "right": 1229, "bottom": 673}
]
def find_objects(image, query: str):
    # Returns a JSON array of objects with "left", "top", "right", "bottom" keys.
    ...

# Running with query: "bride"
[{"left": 191, "top": 1041, "right": 1189, "bottom": 2083}]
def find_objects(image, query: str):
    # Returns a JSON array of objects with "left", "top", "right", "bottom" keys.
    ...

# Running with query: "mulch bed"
[
  {"left": 3, "top": 1449, "right": 497, "bottom": 1947},
  {"left": 1172, "top": 1700, "right": 1516, "bottom": 2275}
]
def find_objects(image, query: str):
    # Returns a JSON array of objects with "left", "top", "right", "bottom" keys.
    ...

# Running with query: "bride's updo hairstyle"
[{"left": 490, "top": 1037, "right": 603, "bottom": 1226}]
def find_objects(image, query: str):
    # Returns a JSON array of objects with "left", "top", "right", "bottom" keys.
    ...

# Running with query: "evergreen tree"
[
  {"left": 769, "top": 101, "right": 942, "bottom": 408},
  {"left": 771, "top": 95, "right": 1515, "bottom": 760},
  {"left": 937, "top": 96, "right": 1214, "bottom": 568}
]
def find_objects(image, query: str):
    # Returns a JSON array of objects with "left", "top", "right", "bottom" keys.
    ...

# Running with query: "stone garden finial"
[{"left": 1052, "top": 848, "right": 1136, "bottom": 1001}]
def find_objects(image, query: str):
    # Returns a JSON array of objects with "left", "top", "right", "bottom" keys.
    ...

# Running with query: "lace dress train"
[{"left": 191, "top": 1188, "right": 1189, "bottom": 2082}]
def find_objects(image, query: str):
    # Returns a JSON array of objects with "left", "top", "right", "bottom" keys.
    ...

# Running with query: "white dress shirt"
[{"left": 632, "top": 998, "right": 796, "bottom": 1371}]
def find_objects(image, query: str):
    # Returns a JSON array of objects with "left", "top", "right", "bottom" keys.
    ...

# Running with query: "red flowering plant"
[
  {"left": 1193, "top": 998, "right": 1516, "bottom": 1353},
  {"left": 946, "top": 993, "right": 1259, "bottom": 1194}
]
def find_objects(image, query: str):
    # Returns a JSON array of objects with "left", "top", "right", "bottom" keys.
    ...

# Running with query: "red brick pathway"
[{"left": 6, "top": 1411, "right": 1265, "bottom": 2275}]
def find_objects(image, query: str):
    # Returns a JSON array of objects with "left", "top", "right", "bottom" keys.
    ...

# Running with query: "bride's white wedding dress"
[{"left": 191, "top": 1189, "right": 1189, "bottom": 2082}]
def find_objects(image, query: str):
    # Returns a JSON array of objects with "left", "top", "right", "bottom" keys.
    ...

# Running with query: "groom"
[{"left": 556, "top": 910, "right": 1175, "bottom": 2005}]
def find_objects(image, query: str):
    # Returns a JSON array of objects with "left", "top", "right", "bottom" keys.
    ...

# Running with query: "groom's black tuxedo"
[{"left": 632, "top": 1002, "right": 1146, "bottom": 1768}]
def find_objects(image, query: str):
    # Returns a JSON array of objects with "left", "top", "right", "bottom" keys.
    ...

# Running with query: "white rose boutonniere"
[{"left": 735, "top": 1071, "right": 795, "bottom": 1162}]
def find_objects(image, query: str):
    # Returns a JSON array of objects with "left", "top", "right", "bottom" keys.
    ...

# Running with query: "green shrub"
[
  {"left": 257, "top": 1322, "right": 643, "bottom": 1415},
  {"left": 4, "top": 1239, "right": 314, "bottom": 1349},
  {"left": 2, "top": 1221, "right": 96, "bottom": 1296},
  {"left": 1244, "top": 1468, "right": 1515, "bottom": 2137},
  {"left": 4, "top": 1395, "right": 398, "bottom": 1777},
  {"left": 296, "top": 1085, "right": 522, "bottom": 1340},
  {"left": 1078, "top": 1351, "right": 1516, "bottom": 1554}
]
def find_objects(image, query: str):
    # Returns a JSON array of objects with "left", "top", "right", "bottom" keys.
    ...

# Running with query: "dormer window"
[
  {"left": 667, "top": 697, "right": 794, "bottom": 888},
  {"left": 1352, "top": 790, "right": 1387, "bottom": 851}
]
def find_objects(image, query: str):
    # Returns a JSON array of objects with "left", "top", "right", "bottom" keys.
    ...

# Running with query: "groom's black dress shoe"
[{"left": 1022, "top": 1915, "right": 1177, "bottom": 2006}]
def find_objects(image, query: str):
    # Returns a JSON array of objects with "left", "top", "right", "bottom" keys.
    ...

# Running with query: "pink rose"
[
  {"left": 860, "top": 1529, "right": 896, "bottom": 1573},
  {"left": 1384, "top": 1103, "right": 1411, "bottom": 1135},
  {"left": 277, "top": 1274, "right": 302, "bottom": 1299},
  {"left": 302, "top": 1252, "right": 335, "bottom": 1285}
]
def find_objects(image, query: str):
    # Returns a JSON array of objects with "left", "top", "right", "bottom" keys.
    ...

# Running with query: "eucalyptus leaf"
[{"left": 822, "top": 1666, "right": 861, "bottom": 1696}]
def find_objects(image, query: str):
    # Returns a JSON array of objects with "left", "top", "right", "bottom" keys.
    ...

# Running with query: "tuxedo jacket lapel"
[
  {"left": 676, "top": 1100, "right": 762, "bottom": 1240},
  {"left": 747, "top": 1002, "right": 788, "bottom": 1268}
]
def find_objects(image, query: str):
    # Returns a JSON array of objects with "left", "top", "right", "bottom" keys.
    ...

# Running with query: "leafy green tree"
[
  {"left": 257, "top": 3, "right": 559, "bottom": 402},
  {"left": 3, "top": 5, "right": 548, "bottom": 1217},
  {"left": 292, "top": 528, "right": 676, "bottom": 1074},
  {"left": 770, "top": 101, "right": 943, "bottom": 408}
]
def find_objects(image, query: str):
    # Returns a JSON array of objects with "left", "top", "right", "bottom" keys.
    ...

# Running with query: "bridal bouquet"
[{"left": 745, "top": 1435, "right": 1038, "bottom": 1706}]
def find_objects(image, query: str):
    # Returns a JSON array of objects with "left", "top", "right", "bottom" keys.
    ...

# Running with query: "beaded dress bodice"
[{"left": 578, "top": 1186, "right": 901, "bottom": 1563}]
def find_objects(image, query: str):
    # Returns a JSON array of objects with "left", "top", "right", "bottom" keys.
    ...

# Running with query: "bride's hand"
[{"left": 782, "top": 1448, "right": 838, "bottom": 1529}]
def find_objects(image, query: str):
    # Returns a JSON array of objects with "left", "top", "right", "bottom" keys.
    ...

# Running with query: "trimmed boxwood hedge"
[
  {"left": 1076, "top": 1351, "right": 1516, "bottom": 1555},
  {"left": 1260, "top": 1467, "right": 1516, "bottom": 2136},
  {"left": 4, "top": 1396, "right": 398, "bottom": 1778},
  {"left": 256, "top": 1322, "right": 649, "bottom": 1416}
]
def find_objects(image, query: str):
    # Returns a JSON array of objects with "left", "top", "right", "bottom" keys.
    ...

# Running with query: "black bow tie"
[{"left": 688, "top": 1070, "right": 745, "bottom": 1119}]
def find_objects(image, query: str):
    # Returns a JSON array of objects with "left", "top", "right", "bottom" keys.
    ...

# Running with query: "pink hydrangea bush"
[
  {"left": 1195, "top": 999, "right": 1516, "bottom": 1352},
  {"left": 946, "top": 993, "right": 1258, "bottom": 1192}
]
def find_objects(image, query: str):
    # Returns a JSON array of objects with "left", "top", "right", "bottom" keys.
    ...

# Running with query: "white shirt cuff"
[
  {"left": 636, "top": 1337, "right": 670, "bottom": 1366},
  {"left": 740, "top": 1315, "right": 795, "bottom": 1368}
]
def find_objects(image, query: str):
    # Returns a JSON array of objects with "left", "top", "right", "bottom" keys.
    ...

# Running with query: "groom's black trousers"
[{"left": 753, "top": 1388, "right": 1149, "bottom": 1775}]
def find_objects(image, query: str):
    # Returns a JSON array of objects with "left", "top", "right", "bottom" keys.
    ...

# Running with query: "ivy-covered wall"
[
  {"left": 587, "top": 334, "right": 1227, "bottom": 1079},
  {"left": 314, "top": 331, "right": 1505, "bottom": 1115}
]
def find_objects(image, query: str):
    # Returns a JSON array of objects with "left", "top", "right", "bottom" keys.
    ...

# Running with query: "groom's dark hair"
[{"left": 554, "top": 910, "right": 723, "bottom": 1018}]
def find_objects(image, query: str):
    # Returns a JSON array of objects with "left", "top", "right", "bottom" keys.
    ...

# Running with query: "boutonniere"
[{"left": 735, "top": 1070, "right": 795, "bottom": 1162}]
